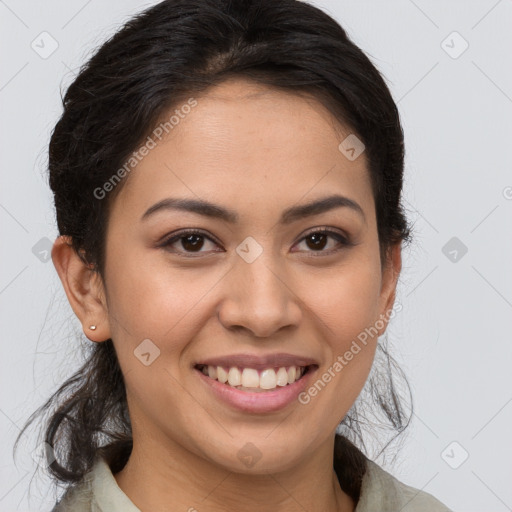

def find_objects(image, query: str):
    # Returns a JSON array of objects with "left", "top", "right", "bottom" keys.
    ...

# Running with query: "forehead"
[{"left": 112, "top": 78, "right": 374, "bottom": 225}]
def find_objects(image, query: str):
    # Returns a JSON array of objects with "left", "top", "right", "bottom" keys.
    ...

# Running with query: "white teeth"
[
  {"left": 199, "top": 364, "right": 307, "bottom": 391},
  {"left": 241, "top": 368, "right": 259, "bottom": 388},
  {"left": 259, "top": 369, "right": 277, "bottom": 389},
  {"left": 208, "top": 366, "right": 217, "bottom": 379},
  {"left": 217, "top": 366, "right": 228, "bottom": 383},
  {"left": 276, "top": 367, "right": 288, "bottom": 386},
  {"left": 228, "top": 367, "right": 242, "bottom": 386}
]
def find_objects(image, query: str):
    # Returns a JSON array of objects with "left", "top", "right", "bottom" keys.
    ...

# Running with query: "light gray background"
[{"left": 1, "top": 1, "right": 511, "bottom": 510}]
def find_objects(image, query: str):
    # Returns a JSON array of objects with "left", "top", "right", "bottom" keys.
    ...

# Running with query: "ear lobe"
[{"left": 51, "top": 235, "right": 111, "bottom": 342}]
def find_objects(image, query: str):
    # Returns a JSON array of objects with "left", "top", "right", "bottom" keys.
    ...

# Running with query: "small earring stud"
[{"left": 89, "top": 325, "right": 97, "bottom": 331}]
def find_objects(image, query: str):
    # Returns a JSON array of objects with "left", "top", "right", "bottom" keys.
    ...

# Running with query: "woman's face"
[{"left": 98, "top": 78, "right": 400, "bottom": 473}]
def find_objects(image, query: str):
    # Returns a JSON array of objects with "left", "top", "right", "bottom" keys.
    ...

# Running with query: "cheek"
[
  {"left": 302, "top": 257, "right": 383, "bottom": 343},
  {"left": 104, "top": 247, "right": 225, "bottom": 356},
  {"left": 103, "top": 251, "right": 207, "bottom": 412},
  {"left": 297, "top": 257, "right": 382, "bottom": 404},
  {"left": 297, "top": 324, "right": 378, "bottom": 431}
]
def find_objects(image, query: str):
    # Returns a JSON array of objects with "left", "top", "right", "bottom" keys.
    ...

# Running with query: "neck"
[{"left": 114, "top": 432, "right": 356, "bottom": 512}]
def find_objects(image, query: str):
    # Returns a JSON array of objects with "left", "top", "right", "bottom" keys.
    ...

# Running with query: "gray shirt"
[{"left": 51, "top": 456, "right": 452, "bottom": 511}]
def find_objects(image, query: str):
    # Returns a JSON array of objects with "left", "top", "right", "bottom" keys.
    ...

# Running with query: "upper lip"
[{"left": 195, "top": 353, "right": 319, "bottom": 370}]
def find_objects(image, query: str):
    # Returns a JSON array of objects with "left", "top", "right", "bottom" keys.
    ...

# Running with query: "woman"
[{"left": 17, "top": 0, "right": 452, "bottom": 510}]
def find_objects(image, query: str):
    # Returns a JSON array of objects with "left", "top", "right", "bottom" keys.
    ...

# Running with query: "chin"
[{"left": 199, "top": 433, "right": 308, "bottom": 475}]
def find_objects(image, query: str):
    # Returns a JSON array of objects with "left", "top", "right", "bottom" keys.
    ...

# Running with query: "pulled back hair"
[{"left": 15, "top": 0, "right": 413, "bottom": 504}]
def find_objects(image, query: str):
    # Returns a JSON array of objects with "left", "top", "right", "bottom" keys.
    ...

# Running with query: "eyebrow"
[{"left": 141, "top": 194, "right": 366, "bottom": 225}]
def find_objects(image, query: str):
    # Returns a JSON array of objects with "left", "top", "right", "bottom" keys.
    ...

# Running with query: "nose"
[{"left": 217, "top": 250, "right": 302, "bottom": 338}]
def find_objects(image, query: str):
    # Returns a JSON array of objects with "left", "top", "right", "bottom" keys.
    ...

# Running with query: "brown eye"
[
  {"left": 180, "top": 233, "right": 205, "bottom": 251},
  {"left": 161, "top": 229, "right": 221, "bottom": 256},
  {"left": 304, "top": 232, "right": 329, "bottom": 250},
  {"left": 159, "top": 227, "right": 351, "bottom": 258},
  {"left": 293, "top": 228, "right": 351, "bottom": 256}
]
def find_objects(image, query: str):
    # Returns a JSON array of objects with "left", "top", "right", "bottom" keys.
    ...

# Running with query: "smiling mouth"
[{"left": 194, "top": 364, "right": 316, "bottom": 392}]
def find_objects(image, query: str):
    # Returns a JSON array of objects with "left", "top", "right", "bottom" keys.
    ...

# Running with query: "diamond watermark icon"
[
  {"left": 134, "top": 338, "right": 161, "bottom": 366},
  {"left": 441, "top": 31, "right": 469, "bottom": 59},
  {"left": 236, "top": 236, "right": 263, "bottom": 263},
  {"left": 441, "top": 441, "right": 469, "bottom": 469},
  {"left": 32, "top": 237, "right": 53, "bottom": 263},
  {"left": 338, "top": 134, "right": 365, "bottom": 161},
  {"left": 31, "top": 31, "right": 59, "bottom": 59},
  {"left": 32, "top": 441, "right": 56, "bottom": 469},
  {"left": 442, "top": 236, "right": 468, "bottom": 263},
  {"left": 237, "top": 442, "right": 262, "bottom": 468}
]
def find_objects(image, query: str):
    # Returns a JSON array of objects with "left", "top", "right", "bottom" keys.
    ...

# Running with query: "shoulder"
[
  {"left": 50, "top": 471, "right": 95, "bottom": 512},
  {"left": 50, "top": 456, "right": 140, "bottom": 512},
  {"left": 355, "top": 459, "right": 453, "bottom": 512}
]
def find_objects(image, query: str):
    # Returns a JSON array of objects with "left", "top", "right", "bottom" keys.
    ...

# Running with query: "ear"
[
  {"left": 51, "top": 235, "right": 111, "bottom": 342},
  {"left": 376, "top": 242, "right": 402, "bottom": 336}
]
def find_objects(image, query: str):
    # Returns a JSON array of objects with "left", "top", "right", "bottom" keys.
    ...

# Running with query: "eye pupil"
[
  {"left": 182, "top": 234, "right": 204, "bottom": 251},
  {"left": 306, "top": 233, "right": 327, "bottom": 250}
]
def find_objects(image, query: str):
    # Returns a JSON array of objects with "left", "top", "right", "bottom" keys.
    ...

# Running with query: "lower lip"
[{"left": 194, "top": 366, "right": 318, "bottom": 413}]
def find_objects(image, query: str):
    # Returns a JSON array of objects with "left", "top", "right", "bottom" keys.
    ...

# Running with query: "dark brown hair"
[{"left": 15, "top": 0, "right": 413, "bottom": 504}]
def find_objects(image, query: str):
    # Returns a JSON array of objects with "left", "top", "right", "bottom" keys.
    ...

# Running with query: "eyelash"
[{"left": 159, "top": 227, "right": 352, "bottom": 258}]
